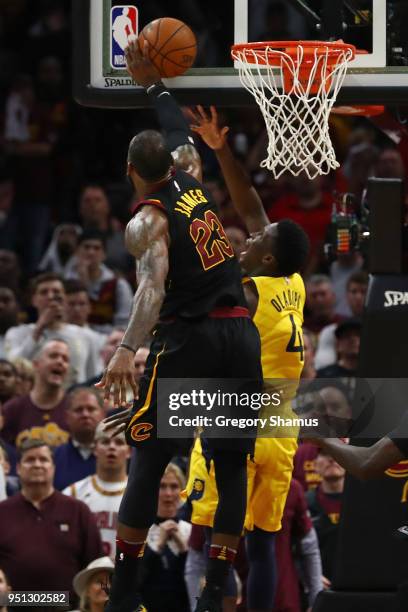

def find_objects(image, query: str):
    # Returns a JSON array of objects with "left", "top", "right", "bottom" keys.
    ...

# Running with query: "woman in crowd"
[
  {"left": 141, "top": 463, "right": 192, "bottom": 612},
  {"left": 72, "top": 557, "right": 114, "bottom": 612}
]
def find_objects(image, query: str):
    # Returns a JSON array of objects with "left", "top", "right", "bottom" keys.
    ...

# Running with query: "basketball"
[{"left": 138, "top": 18, "right": 197, "bottom": 78}]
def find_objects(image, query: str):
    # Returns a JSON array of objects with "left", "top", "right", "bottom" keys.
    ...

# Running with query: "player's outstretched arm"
[
  {"left": 125, "top": 40, "right": 202, "bottom": 181},
  {"left": 318, "top": 437, "right": 404, "bottom": 480},
  {"left": 189, "top": 105, "right": 269, "bottom": 234},
  {"left": 96, "top": 207, "right": 169, "bottom": 408}
]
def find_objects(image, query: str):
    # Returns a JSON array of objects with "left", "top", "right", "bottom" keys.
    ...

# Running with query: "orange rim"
[
  {"left": 331, "top": 105, "right": 385, "bottom": 117},
  {"left": 231, "top": 40, "right": 357, "bottom": 67}
]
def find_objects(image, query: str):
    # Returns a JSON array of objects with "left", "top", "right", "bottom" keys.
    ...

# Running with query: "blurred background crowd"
[{"left": 0, "top": 1, "right": 407, "bottom": 611}]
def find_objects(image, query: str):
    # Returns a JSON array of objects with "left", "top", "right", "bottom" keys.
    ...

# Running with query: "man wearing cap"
[{"left": 63, "top": 423, "right": 130, "bottom": 559}]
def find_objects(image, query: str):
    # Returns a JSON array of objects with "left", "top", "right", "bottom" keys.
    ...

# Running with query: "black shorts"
[{"left": 125, "top": 309, "right": 262, "bottom": 455}]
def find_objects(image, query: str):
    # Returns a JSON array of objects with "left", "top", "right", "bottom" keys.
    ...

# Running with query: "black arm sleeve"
[{"left": 146, "top": 82, "right": 194, "bottom": 151}]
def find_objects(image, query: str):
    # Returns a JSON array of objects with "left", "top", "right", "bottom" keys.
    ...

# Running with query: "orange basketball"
[{"left": 138, "top": 17, "right": 197, "bottom": 78}]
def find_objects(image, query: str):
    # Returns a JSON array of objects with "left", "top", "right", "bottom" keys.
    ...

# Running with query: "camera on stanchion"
[{"left": 324, "top": 191, "right": 370, "bottom": 261}]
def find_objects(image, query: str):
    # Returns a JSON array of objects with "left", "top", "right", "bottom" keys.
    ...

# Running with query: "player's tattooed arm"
[
  {"left": 96, "top": 207, "right": 169, "bottom": 407},
  {"left": 124, "top": 207, "right": 169, "bottom": 348},
  {"left": 125, "top": 42, "right": 202, "bottom": 181},
  {"left": 188, "top": 105, "right": 269, "bottom": 234},
  {"left": 172, "top": 143, "right": 202, "bottom": 182},
  {"left": 317, "top": 437, "right": 405, "bottom": 480}
]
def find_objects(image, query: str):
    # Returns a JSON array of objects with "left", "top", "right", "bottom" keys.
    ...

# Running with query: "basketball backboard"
[{"left": 73, "top": 0, "right": 408, "bottom": 108}]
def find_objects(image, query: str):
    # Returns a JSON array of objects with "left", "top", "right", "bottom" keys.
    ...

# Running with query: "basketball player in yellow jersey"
[{"left": 185, "top": 106, "right": 310, "bottom": 611}]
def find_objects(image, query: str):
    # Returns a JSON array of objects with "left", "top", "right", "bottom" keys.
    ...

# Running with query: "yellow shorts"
[{"left": 185, "top": 435, "right": 297, "bottom": 532}]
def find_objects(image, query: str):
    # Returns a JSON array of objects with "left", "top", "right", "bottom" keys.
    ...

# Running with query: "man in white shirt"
[
  {"left": 63, "top": 422, "right": 130, "bottom": 559},
  {"left": 4, "top": 272, "right": 100, "bottom": 384}
]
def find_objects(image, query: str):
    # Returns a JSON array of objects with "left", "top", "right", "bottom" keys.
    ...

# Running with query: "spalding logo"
[
  {"left": 384, "top": 291, "right": 408, "bottom": 307},
  {"left": 130, "top": 422, "right": 153, "bottom": 442}
]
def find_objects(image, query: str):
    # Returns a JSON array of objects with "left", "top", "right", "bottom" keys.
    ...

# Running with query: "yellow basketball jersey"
[
  {"left": 245, "top": 274, "right": 305, "bottom": 380},
  {"left": 185, "top": 273, "right": 307, "bottom": 533}
]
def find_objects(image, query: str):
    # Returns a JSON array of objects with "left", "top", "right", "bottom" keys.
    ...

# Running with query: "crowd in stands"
[{"left": 0, "top": 1, "right": 407, "bottom": 611}]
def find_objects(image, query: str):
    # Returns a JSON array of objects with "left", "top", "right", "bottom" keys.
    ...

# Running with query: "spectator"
[
  {"left": 78, "top": 185, "right": 131, "bottom": 274},
  {"left": 82, "top": 329, "right": 124, "bottom": 387},
  {"left": 331, "top": 253, "right": 365, "bottom": 317},
  {"left": 63, "top": 424, "right": 130, "bottom": 559},
  {"left": 0, "top": 288, "right": 18, "bottom": 358},
  {"left": 72, "top": 557, "right": 114, "bottom": 612},
  {"left": 4, "top": 272, "right": 100, "bottom": 384},
  {"left": 82, "top": 330, "right": 149, "bottom": 390},
  {"left": 315, "top": 272, "right": 368, "bottom": 369},
  {"left": 0, "top": 360, "right": 18, "bottom": 406},
  {"left": 134, "top": 346, "right": 150, "bottom": 381},
  {"left": 64, "top": 230, "right": 133, "bottom": 333},
  {"left": 54, "top": 388, "right": 105, "bottom": 491},
  {"left": 0, "top": 404, "right": 18, "bottom": 478},
  {"left": 293, "top": 442, "right": 322, "bottom": 492},
  {"left": 301, "top": 329, "right": 316, "bottom": 380},
  {"left": 2, "top": 339, "right": 70, "bottom": 448},
  {"left": 266, "top": 173, "right": 332, "bottom": 269},
  {"left": 184, "top": 524, "right": 207, "bottom": 611},
  {"left": 38, "top": 224, "right": 82, "bottom": 275},
  {"left": 141, "top": 463, "right": 191, "bottom": 612},
  {"left": 0, "top": 440, "right": 102, "bottom": 603},
  {"left": 0, "top": 443, "right": 18, "bottom": 497},
  {"left": 224, "top": 226, "right": 247, "bottom": 258},
  {"left": 274, "top": 478, "right": 323, "bottom": 612},
  {"left": 307, "top": 449, "right": 345, "bottom": 584},
  {"left": 304, "top": 275, "right": 343, "bottom": 335},
  {"left": 0, "top": 251, "right": 21, "bottom": 296},
  {"left": 64, "top": 281, "right": 106, "bottom": 367},
  {"left": 373, "top": 145, "right": 406, "bottom": 180},
  {"left": 341, "top": 134, "right": 379, "bottom": 205},
  {"left": 12, "top": 358, "right": 35, "bottom": 396},
  {"left": 317, "top": 318, "right": 362, "bottom": 378},
  {"left": 0, "top": 568, "right": 11, "bottom": 609}
]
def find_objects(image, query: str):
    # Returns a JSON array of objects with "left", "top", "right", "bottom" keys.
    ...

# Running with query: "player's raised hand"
[
  {"left": 187, "top": 105, "right": 229, "bottom": 150},
  {"left": 125, "top": 38, "right": 161, "bottom": 87},
  {"left": 95, "top": 347, "right": 139, "bottom": 408}
]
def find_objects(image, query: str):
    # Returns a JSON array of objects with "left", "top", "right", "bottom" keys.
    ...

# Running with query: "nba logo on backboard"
[{"left": 111, "top": 6, "right": 138, "bottom": 69}]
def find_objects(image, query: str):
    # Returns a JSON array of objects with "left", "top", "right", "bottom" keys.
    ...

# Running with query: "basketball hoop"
[{"left": 231, "top": 40, "right": 357, "bottom": 179}]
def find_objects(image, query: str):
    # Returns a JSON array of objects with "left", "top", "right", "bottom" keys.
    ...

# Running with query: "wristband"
[
  {"left": 145, "top": 81, "right": 165, "bottom": 95},
  {"left": 118, "top": 343, "right": 137, "bottom": 354}
]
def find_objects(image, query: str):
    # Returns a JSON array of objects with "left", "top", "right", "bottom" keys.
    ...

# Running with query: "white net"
[{"left": 231, "top": 43, "right": 355, "bottom": 180}]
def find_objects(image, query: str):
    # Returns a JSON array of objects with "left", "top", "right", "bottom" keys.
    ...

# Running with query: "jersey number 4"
[
  {"left": 286, "top": 314, "right": 304, "bottom": 362},
  {"left": 190, "top": 210, "right": 234, "bottom": 271}
]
